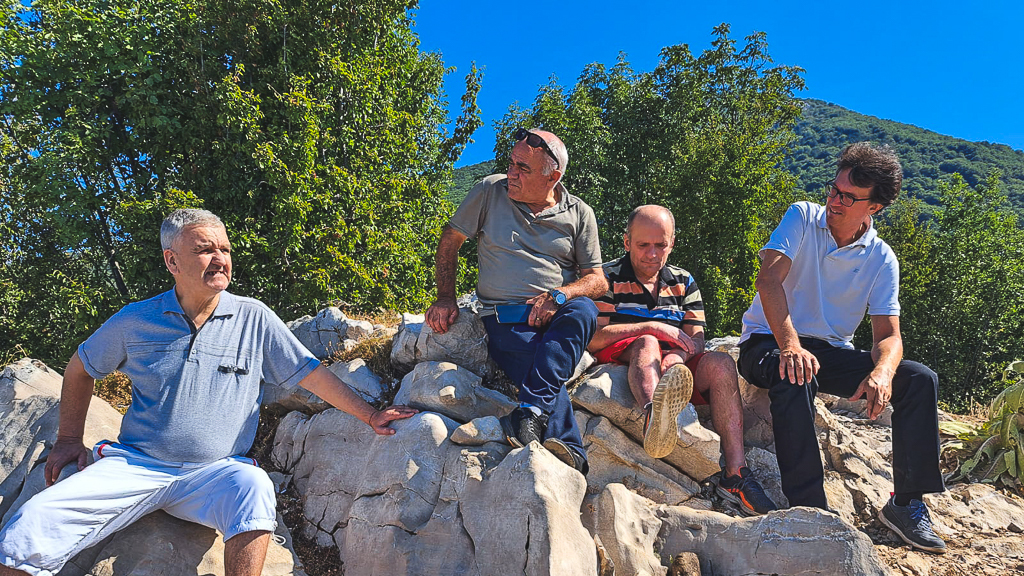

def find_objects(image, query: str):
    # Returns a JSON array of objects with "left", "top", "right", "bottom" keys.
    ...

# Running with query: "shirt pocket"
[{"left": 124, "top": 339, "right": 190, "bottom": 399}]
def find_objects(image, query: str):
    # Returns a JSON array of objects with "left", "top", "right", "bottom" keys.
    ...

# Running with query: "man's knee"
[
  {"left": 560, "top": 297, "right": 598, "bottom": 327},
  {"left": 699, "top": 351, "right": 737, "bottom": 378},
  {"left": 894, "top": 360, "right": 939, "bottom": 402}
]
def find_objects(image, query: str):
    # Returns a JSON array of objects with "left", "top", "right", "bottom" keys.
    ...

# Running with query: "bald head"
[
  {"left": 626, "top": 205, "right": 675, "bottom": 238},
  {"left": 528, "top": 129, "right": 569, "bottom": 176}
]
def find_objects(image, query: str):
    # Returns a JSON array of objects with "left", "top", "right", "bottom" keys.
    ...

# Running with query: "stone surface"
[
  {"left": 328, "top": 358, "right": 385, "bottom": 404},
  {"left": 393, "top": 361, "right": 516, "bottom": 424},
  {"left": 273, "top": 406, "right": 596, "bottom": 575},
  {"left": 594, "top": 483, "right": 667, "bottom": 576},
  {"left": 344, "top": 319, "right": 375, "bottom": 341},
  {"left": 450, "top": 416, "right": 504, "bottom": 445},
  {"left": 571, "top": 364, "right": 722, "bottom": 481},
  {"left": 0, "top": 359, "right": 122, "bottom": 523},
  {"left": 578, "top": 411, "right": 705, "bottom": 507},
  {"left": 59, "top": 510, "right": 302, "bottom": 576},
  {"left": 286, "top": 307, "right": 348, "bottom": 359},
  {"left": 658, "top": 504, "right": 891, "bottom": 576},
  {"left": 262, "top": 357, "right": 386, "bottom": 413},
  {"left": 390, "top": 309, "right": 496, "bottom": 379}
]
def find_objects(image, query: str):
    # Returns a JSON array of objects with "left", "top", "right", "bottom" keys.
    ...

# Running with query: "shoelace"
[
  {"left": 271, "top": 533, "right": 287, "bottom": 546},
  {"left": 907, "top": 501, "right": 933, "bottom": 530}
]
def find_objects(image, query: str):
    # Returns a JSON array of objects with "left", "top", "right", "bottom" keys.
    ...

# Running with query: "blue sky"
[{"left": 413, "top": 0, "right": 1024, "bottom": 167}]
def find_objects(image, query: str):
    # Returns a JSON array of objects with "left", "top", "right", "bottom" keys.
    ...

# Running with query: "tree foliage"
[
  {"left": 0, "top": 0, "right": 481, "bottom": 366},
  {"left": 855, "top": 173, "right": 1024, "bottom": 410},
  {"left": 490, "top": 25, "right": 805, "bottom": 335}
]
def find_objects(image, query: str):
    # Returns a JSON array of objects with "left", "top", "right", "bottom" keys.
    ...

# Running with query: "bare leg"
[
  {"left": 691, "top": 351, "right": 747, "bottom": 477},
  {"left": 0, "top": 566, "right": 31, "bottom": 576},
  {"left": 622, "top": 335, "right": 664, "bottom": 407},
  {"left": 224, "top": 530, "right": 271, "bottom": 576}
]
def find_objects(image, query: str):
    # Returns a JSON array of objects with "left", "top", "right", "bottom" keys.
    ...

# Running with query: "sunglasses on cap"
[{"left": 514, "top": 127, "right": 560, "bottom": 169}]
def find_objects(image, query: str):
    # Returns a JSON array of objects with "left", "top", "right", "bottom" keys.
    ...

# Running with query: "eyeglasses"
[
  {"left": 825, "top": 182, "right": 874, "bottom": 207},
  {"left": 514, "top": 127, "right": 560, "bottom": 169}
]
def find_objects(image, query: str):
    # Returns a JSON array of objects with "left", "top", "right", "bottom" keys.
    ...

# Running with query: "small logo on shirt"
[
  {"left": 853, "top": 268, "right": 860, "bottom": 274},
  {"left": 511, "top": 230, "right": 520, "bottom": 244},
  {"left": 218, "top": 364, "right": 249, "bottom": 375}
]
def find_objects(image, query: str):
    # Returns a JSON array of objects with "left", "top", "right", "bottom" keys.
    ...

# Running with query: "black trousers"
[{"left": 738, "top": 334, "right": 945, "bottom": 508}]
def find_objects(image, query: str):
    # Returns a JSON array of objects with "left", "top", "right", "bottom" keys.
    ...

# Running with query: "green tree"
[
  {"left": 492, "top": 25, "right": 805, "bottom": 335},
  {"left": 0, "top": 0, "right": 481, "bottom": 366},
  {"left": 861, "top": 174, "right": 1024, "bottom": 409}
]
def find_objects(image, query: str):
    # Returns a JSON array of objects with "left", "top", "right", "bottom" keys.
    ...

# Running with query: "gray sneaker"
[
  {"left": 878, "top": 496, "right": 947, "bottom": 554},
  {"left": 642, "top": 364, "right": 693, "bottom": 458}
]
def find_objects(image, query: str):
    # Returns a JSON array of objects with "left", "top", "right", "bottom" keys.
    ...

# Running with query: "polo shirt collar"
[
  {"left": 815, "top": 205, "right": 878, "bottom": 248},
  {"left": 161, "top": 288, "right": 239, "bottom": 318}
]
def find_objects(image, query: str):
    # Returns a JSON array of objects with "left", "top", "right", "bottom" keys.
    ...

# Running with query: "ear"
[
  {"left": 623, "top": 232, "right": 630, "bottom": 252},
  {"left": 163, "top": 249, "right": 178, "bottom": 275},
  {"left": 548, "top": 168, "right": 563, "bottom": 185}
]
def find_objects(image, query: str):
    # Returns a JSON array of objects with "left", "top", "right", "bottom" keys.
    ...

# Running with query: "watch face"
[{"left": 553, "top": 290, "right": 567, "bottom": 305}]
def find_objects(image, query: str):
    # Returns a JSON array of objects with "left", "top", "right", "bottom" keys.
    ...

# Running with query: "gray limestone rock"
[
  {"left": 389, "top": 309, "right": 496, "bottom": 379},
  {"left": 286, "top": 307, "right": 348, "bottom": 359},
  {"left": 394, "top": 361, "right": 516, "bottom": 423}
]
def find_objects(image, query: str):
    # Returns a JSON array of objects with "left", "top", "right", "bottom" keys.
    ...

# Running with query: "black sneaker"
[
  {"left": 878, "top": 495, "right": 947, "bottom": 554},
  {"left": 716, "top": 467, "right": 779, "bottom": 516},
  {"left": 499, "top": 407, "right": 548, "bottom": 448},
  {"left": 542, "top": 438, "right": 587, "bottom": 474}
]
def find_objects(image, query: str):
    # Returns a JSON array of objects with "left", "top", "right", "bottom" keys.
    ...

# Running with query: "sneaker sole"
[
  {"left": 877, "top": 507, "right": 947, "bottom": 554},
  {"left": 715, "top": 485, "right": 761, "bottom": 517},
  {"left": 643, "top": 364, "right": 693, "bottom": 459},
  {"left": 542, "top": 438, "right": 577, "bottom": 468}
]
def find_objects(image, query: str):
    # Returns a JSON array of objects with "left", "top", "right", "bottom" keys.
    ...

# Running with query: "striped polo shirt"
[{"left": 595, "top": 254, "right": 707, "bottom": 329}]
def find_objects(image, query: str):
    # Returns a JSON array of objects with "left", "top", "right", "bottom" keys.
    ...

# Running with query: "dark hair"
[{"left": 836, "top": 142, "right": 903, "bottom": 207}]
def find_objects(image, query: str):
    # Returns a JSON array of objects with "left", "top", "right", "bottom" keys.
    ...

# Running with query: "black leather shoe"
[{"left": 499, "top": 407, "right": 548, "bottom": 447}]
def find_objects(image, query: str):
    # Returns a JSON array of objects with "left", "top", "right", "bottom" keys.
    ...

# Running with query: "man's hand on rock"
[
  {"left": 526, "top": 292, "right": 559, "bottom": 328},
  {"left": 779, "top": 345, "right": 819, "bottom": 386},
  {"left": 425, "top": 297, "right": 459, "bottom": 334},
  {"left": 45, "top": 436, "right": 89, "bottom": 486},
  {"left": 369, "top": 405, "right": 420, "bottom": 435},
  {"left": 849, "top": 369, "right": 893, "bottom": 420}
]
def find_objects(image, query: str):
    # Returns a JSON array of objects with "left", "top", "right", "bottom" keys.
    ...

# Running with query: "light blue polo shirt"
[
  {"left": 740, "top": 201, "right": 900, "bottom": 349},
  {"left": 78, "top": 289, "right": 319, "bottom": 463}
]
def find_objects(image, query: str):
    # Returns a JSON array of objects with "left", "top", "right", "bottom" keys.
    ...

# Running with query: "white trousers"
[{"left": 0, "top": 441, "right": 277, "bottom": 576}]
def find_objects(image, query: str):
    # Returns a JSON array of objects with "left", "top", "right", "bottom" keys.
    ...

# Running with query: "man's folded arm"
[{"left": 562, "top": 267, "right": 608, "bottom": 301}]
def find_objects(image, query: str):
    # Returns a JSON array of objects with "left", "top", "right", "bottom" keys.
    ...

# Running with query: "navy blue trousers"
[
  {"left": 482, "top": 297, "right": 597, "bottom": 473},
  {"left": 738, "top": 334, "right": 945, "bottom": 508}
]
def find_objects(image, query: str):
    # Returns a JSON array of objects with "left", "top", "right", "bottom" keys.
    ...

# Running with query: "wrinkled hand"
[
  {"left": 779, "top": 345, "right": 820, "bottom": 385},
  {"left": 525, "top": 293, "right": 559, "bottom": 328},
  {"left": 849, "top": 370, "right": 893, "bottom": 420},
  {"left": 648, "top": 324, "right": 697, "bottom": 357},
  {"left": 45, "top": 436, "right": 89, "bottom": 486},
  {"left": 368, "top": 405, "right": 419, "bottom": 435},
  {"left": 425, "top": 298, "right": 459, "bottom": 334}
]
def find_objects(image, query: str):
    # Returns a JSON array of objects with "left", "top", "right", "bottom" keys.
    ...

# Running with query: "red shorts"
[{"left": 593, "top": 335, "right": 708, "bottom": 405}]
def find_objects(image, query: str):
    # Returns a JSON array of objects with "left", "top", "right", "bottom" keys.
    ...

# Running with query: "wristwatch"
[{"left": 549, "top": 289, "right": 567, "bottom": 307}]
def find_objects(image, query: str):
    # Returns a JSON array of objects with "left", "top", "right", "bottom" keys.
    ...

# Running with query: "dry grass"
[{"left": 94, "top": 371, "right": 133, "bottom": 414}]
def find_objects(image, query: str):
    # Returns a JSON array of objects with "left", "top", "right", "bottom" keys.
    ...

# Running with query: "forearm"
[
  {"left": 434, "top": 226, "right": 465, "bottom": 301},
  {"left": 299, "top": 365, "right": 377, "bottom": 426},
  {"left": 589, "top": 322, "right": 663, "bottom": 351},
  {"left": 757, "top": 278, "right": 801, "bottom": 350},
  {"left": 58, "top": 352, "right": 96, "bottom": 441},
  {"left": 871, "top": 335, "right": 903, "bottom": 378},
  {"left": 562, "top": 270, "right": 608, "bottom": 301}
]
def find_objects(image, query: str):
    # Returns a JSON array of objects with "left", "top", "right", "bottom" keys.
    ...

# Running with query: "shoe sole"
[
  {"left": 877, "top": 507, "right": 947, "bottom": 554},
  {"left": 715, "top": 484, "right": 761, "bottom": 517},
  {"left": 542, "top": 438, "right": 577, "bottom": 469},
  {"left": 643, "top": 364, "right": 693, "bottom": 459}
]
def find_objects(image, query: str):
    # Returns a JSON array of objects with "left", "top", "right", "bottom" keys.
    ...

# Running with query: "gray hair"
[{"left": 160, "top": 209, "right": 225, "bottom": 250}]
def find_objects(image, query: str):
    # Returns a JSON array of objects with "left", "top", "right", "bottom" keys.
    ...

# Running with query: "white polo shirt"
[{"left": 740, "top": 201, "right": 900, "bottom": 349}]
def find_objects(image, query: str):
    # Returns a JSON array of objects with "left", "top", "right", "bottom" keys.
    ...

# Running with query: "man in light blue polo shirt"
[
  {"left": 0, "top": 209, "right": 417, "bottom": 576},
  {"left": 738, "top": 143, "right": 947, "bottom": 554}
]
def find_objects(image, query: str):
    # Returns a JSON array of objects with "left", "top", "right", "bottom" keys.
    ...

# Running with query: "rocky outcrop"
[{"left": 390, "top": 310, "right": 497, "bottom": 379}]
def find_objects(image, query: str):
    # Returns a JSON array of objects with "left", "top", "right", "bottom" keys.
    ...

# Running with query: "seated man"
[
  {"left": 0, "top": 209, "right": 417, "bottom": 576},
  {"left": 737, "top": 143, "right": 946, "bottom": 553},
  {"left": 590, "top": 205, "right": 778, "bottom": 516},
  {"left": 426, "top": 128, "right": 606, "bottom": 473}
]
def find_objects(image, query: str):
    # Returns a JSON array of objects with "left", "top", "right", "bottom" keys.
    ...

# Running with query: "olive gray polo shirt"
[
  {"left": 449, "top": 174, "right": 602, "bottom": 307},
  {"left": 78, "top": 289, "right": 319, "bottom": 463}
]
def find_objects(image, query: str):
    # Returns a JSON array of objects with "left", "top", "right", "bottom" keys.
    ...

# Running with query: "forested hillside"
[
  {"left": 451, "top": 100, "right": 1024, "bottom": 212},
  {"left": 787, "top": 100, "right": 1024, "bottom": 210}
]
